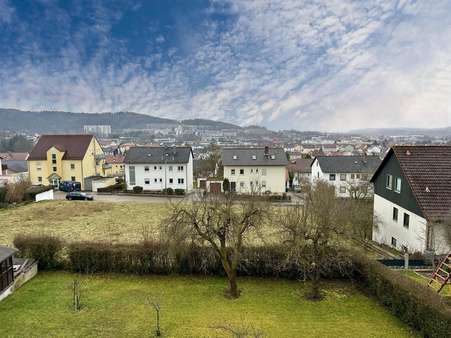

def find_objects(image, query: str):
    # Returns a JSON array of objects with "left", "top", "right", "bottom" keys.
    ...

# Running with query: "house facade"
[
  {"left": 104, "top": 154, "right": 125, "bottom": 177},
  {"left": 222, "top": 147, "right": 288, "bottom": 194},
  {"left": 27, "top": 135, "right": 105, "bottom": 190},
  {"left": 371, "top": 146, "right": 451, "bottom": 254},
  {"left": 124, "top": 146, "right": 194, "bottom": 192},
  {"left": 311, "top": 155, "right": 381, "bottom": 198},
  {"left": 288, "top": 158, "right": 313, "bottom": 189}
]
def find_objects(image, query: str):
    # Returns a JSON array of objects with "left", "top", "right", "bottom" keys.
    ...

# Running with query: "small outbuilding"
[{"left": 0, "top": 246, "right": 16, "bottom": 297}]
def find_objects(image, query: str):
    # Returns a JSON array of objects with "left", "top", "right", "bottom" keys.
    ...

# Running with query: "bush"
[
  {"left": 13, "top": 234, "right": 63, "bottom": 269},
  {"left": 223, "top": 179, "right": 230, "bottom": 192},
  {"left": 163, "top": 188, "right": 174, "bottom": 195},
  {"left": 174, "top": 189, "right": 185, "bottom": 195},
  {"left": 24, "top": 185, "right": 52, "bottom": 200},
  {"left": 5, "top": 180, "right": 31, "bottom": 203},
  {"left": 133, "top": 186, "right": 143, "bottom": 194},
  {"left": 0, "top": 187, "right": 6, "bottom": 203},
  {"left": 352, "top": 254, "right": 451, "bottom": 338}
]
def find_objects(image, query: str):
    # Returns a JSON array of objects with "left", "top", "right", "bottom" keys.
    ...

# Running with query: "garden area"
[{"left": 0, "top": 272, "right": 418, "bottom": 338}]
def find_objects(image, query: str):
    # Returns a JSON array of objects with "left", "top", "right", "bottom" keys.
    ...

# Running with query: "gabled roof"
[
  {"left": 314, "top": 155, "right": 381, "bottom": 174},
  {"left": 124, "top": 146, "right": 192, "bottom": 164},
  {"left": 0, "top": 152, "right": 28, "bottom": 161},
  {"left": 221, "top": 147, "right": 288, "bottom": 166},
  {"left": 28, "top": 135, "right": 95, "bottom": 161},
  {"left": 288, "top": 159, "right": 313, "bottom": 173},
  {"left": 105, "top": 154, "right": 125, "bottom": 164},
  {"left": 0, "top": 246, "right": 17, "bottom": 262},
  {"left": 371, "top": 145, "right": 451, "bottom": 222}
]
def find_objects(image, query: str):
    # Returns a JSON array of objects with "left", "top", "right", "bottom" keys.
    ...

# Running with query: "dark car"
[{"left": 66, "top": 192, "right": 94, "bottom": 201}]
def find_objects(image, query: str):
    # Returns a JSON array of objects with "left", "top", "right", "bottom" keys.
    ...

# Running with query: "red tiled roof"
[
  {"left": 288, "top": 159, "right": 313, "bottom": 173},
  {"left": 393, "top": 145, "right": 451, "bottom": 222},
  {"left": 105, "top": 154, "right": 125, "bottom": 164},
  {"left": 28, "top": 135, "right": 95, "bottom": 161}
]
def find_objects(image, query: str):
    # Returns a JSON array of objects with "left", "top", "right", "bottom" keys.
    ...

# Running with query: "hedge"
[
  {"left": 13, "top": 234, "right": 63, "bottom": 269},
  {"left": 352, "top": 254, "right": 451, "bottom": 338}
]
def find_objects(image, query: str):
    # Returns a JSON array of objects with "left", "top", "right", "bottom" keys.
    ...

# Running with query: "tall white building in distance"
[{"left": 83, "top": 125, "right": 112, "bottom": 138}]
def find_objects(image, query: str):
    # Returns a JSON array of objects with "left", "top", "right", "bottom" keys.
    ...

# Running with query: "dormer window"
[
  {"left": 233, "top": 155, "right": 238, "bottom": 160},
  {"left": 252, "top": 155, "right": 257, "bottom": 160},
  {"left": 270, "top": 155, "right": 275, "bottom": 159}
]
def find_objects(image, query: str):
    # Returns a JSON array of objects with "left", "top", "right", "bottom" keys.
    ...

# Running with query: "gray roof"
[
  {"left": 124, "top": 146, "right": 192, "bottom": 164},
  {"left": 4, "top": 160, "right": 27, "bottom": 173},
  {"left": 315, "top": 155, "right": 381, "bottom": 174},
  {"left": 222, "top": 147, "right": 288, "bottom": 166},
  {"left": 0, "top": 246, "right": 17, "bottom": 262}
]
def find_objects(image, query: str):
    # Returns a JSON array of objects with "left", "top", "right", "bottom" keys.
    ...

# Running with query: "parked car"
[
  {"left": 66, "top": 192, "right": 94, "bottom": 201},
  {"left": 59, "top": 181, "right": 81, "bottom": 192}
]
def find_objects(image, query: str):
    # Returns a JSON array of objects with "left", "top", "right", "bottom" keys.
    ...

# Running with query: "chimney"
[{"left": 264, "top": 146, "right": 269, "bottom": 156}]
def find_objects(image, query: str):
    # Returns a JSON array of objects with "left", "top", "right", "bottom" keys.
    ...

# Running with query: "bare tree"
[
  {"left": 277, "top": 181, "right": 351, "bottom": 300},
  {"left": 148, "top": 296, "right": 162, "bottom": 337},
  {"left": 162, "top": 193, "right": 268, "bottom": 299}
]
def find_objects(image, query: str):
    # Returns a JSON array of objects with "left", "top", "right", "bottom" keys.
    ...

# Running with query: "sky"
[{"left": 0, "top": 0, "right": 450, "bottom": 131}]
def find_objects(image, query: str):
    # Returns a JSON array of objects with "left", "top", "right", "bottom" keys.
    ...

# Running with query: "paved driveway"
[{"left": 54, "top": 191, "right": 187, "bottom": 203}]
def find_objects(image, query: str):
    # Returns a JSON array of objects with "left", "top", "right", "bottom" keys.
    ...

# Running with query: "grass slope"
[{"left": 0, "top": 273, "right": 417, "bottom": 338}]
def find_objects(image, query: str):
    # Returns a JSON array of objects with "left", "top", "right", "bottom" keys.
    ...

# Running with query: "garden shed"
[{"left": 0, "top": 246, "right": 16, "bottom": 297}]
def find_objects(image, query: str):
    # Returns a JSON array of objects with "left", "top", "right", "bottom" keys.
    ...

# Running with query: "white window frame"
[
  {"left": 386, "top": 174, "right": 393, "bottom": 190},
  {"left": 395, "top": 177, "right": 401, "bottom": 193}
]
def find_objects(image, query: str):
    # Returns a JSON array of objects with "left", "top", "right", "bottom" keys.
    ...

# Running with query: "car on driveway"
[{"left": 66, "top": 192, "right": 94, "bottom": 201}]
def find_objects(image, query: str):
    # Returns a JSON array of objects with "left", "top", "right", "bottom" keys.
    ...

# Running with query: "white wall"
[
  {"left": 372, "top": 194, "right": 428, "bottom": 253},
  {"left": 311, "top": 158, "right": 372, "bottom": 198},
  {"left": 125, "top": 153, "right": 193, "bottom": 192},
  {"left": 35, "top": 189, "right": 54, "bottom": 202},
  {"left": 223, "top": 165, "right": 286, "bottom": 194}
]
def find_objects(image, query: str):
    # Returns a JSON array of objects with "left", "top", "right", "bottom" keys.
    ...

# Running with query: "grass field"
[
  {"left": 0, "top": 272, "right": 417, "bottom": 338},
  {"left": 0, "top": 200, "right": 278, "bottom": 246}
]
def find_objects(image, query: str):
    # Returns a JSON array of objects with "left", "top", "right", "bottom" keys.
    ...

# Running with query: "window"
[
  {"left": 356, "top": 174, "right": 360, "bottom": 179},
  {"left": 144, "top": 166, "right": 149, "bottom": 172},
  {"left": 169, "top": 178, "right": 173, "bottom": 184},
  {"left": 317, "top": 172, "right": 319, "bottom": 178},
  {"left": 262, "top": 180, "right": 266, "bottom": 188},
  {"left": 351, "top": 174, "right": 355, "bottom": 179},
  {"left": 53, "top": 167, "right": 57, "bottom": 172},
  {"left": 329, "top": 174, "right": 336, "bottom": 181},
  {"left": 154, "top": 166, "right": 157, "bottom": 170},
  {"left": 178, "top": 178, "right": 184, "bottom": 184},
  {"left": 262, "top": 168, "right": 267, "bottom": 176},
  {"left": 250, "top": 168, "right": 253, "bottom": 173},
  {"left": 362, "top": 174, "right": 368, "bottom": 180},
  {"left": 339, "top": 186, "right": 346, "bottom": 193},
  {"left": 252, "top": 155, "right": 257, "bottom": 160},
  {"left": 386, "top": 174, "right": 393, "bottom": 190},
  {"left": 38, "top": 176, "right": 42, "bottom": 182},
  {"left": 154, "top": 178, "right": 158, "bottom": 183},
  {"left": 403, "top": 213, "right": 410, "bottom": 228},
  {"left": 37, "top": 167, "right": 41, "bottom": 171},
  {"left": 70, "top": 163, "right": 75, "bottom": 170},
  {"left": 391, "top": 237, "right": 397, "bottom": 247},
  {"left": 178, "top": 166, "right": 184, "bottom": 171},
  {"left": 159, "top": 166, "right": 162, "bottom": 170},
  {"left": 340, "top": 174, "right": 346, "bottom": 181},
  {"left": 71, "top": 176, "right": 76, "bottom": 182},
  {"left": 231, "top": 169, "right": 235, "bottom": 175},
  {"left": 256, "top": 168, "right": 258, "bottom": 173},
  {"left": 395, "top": 177, "right": 402, "bottom": 193},
  {"left": 129, "top": 166, "right": 136, "bottom": 185},
  {"left": 52, "top": 154, "right": 56, "bottom": 160},
  {"left": 240, "top": 169, "right": 244, "bottom": 175},
  {"left": 393, "top": 207, "right": 398, "bottom": 221},
  {"left": 52, "top": 159, "right": 57, "bottom": 164},
  {"left": 159, "top": 178, "right": 162, "bottom": 182},
  {"left": 169, "top": 166, "right": 173, "bottom": 171},
  {"left": 145, "top": 178, "right": 150, "bottom": 185},
  {"left": 240, "top": 182, "right": 245, "bottom": 187}
]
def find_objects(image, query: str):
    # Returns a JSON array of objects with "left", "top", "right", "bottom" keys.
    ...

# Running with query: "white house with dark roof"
[
  {"left": 222, "top": 146, "right": 288, "bottom": 194},
  {"left": 311, "top": 155, "right": 381, "bottom": 198},
  {"left": 370, "top": 145, "right": 451, "bottom": 254},
  {"left": 124, "top": 146, "right": 193, "bottom": 192}
]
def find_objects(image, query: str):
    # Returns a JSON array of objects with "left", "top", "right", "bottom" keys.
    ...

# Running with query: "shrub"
[
  {"left": 223, "top": 179, "right": 230, "bottom": 192},
  {"left": 133, "top": 186, "right": 143, "bottom": 194},
  {"left": 352, "top": 254, "right": 451, "bottom": 338},
  {"left": 164, "top": 188, "right": 174, "bottom": 195},
  {"left": 97, "top": 182, "right": 125, "bottom": 193},
  {"left": 0, "top": 187, "right": 6, "bottom": 203},
  {"left": 5, "top": 180, "right": 31, "bottom": 203},
  {"left": 13, "top": 234, "right": 63, "bottom": 269},
  {"left": 174, "top": 189, "right": 185, "bottom": 195},
  {"left": 24, "top": 185, "right": 52, "bottom": 200}
]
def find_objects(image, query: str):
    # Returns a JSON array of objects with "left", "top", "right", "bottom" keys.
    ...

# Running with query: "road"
[{"left": 54, "top": 191, "right": 189, "bottom": 203}]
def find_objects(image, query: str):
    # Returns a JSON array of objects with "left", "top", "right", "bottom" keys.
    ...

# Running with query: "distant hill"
[
  {"left": 0, "top": 108, "right": 240, "bottom": 133},
  {"left": 350, "top": 127, "right": 451, "bottom": 138}
]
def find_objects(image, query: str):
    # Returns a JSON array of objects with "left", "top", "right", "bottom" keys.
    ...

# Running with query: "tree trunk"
[{"left": 227, "top": 270, "right": 240, "bottom": 299}]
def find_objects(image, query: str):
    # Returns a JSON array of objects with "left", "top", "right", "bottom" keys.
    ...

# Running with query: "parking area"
[{"left": 53, "top": 191, "right": 189, "bottom": 203}]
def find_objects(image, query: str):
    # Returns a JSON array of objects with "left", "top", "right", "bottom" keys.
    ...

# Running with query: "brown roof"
[
  {"left": 288, "top": 159, "right": 313, "bottom": 173},
  {"left": 105, "top": 154, "right": 125, "bottom": 164},
  {"left": 0, "top": 152, "right": 28, "bottom": 161},
  {"left": 28, "top": 135, "right": 95, "bottom": 161},
  {"left": 374, "top": 145, "right": 451, "bottom": 222}
]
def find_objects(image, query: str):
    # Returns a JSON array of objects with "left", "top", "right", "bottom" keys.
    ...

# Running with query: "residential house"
[
  {"left": 0, "top": 152, "right": 29, "bottom": 185},
  {"left": 124, "top": 146, "right": 194, "bottom": 192},
  {"left": 311, "top": 155, "right": 381, "bottom": 198},
  {"left": 370, "top": 145, "right": 451, "bottom": 254},
  {"left": 222, "top": 146, "right": 288, "bottom": 194},
  {"left": 27, "top": 134, "right": 105, "bottom": 190},
  {"left": 104, "top": 154, "right": 125, "bottom": 177},
  {"left": 288, "top": 158, "right": 313, "bottom": 189}
]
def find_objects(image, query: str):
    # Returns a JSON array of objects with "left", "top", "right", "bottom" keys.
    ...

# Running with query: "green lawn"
[{"left": 0, "top": 272, "right": 417, "bottom": 337}]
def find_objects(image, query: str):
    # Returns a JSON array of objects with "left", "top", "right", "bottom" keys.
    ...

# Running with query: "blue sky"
[{"left": 0, "top": 0, "right": 450, "bottom": 131}]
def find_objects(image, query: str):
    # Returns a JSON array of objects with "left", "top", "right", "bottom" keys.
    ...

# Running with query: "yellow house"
[
  {"left": 104, "top": 154, "right": 125, "bottom": 177},
  {"left": 27, "top": 134, "right": 105, "bottom": 190}
]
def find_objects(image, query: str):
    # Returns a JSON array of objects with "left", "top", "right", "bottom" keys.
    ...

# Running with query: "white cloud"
[{"left": 0, "top": 0, "right": 450, "bottom": 130}]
